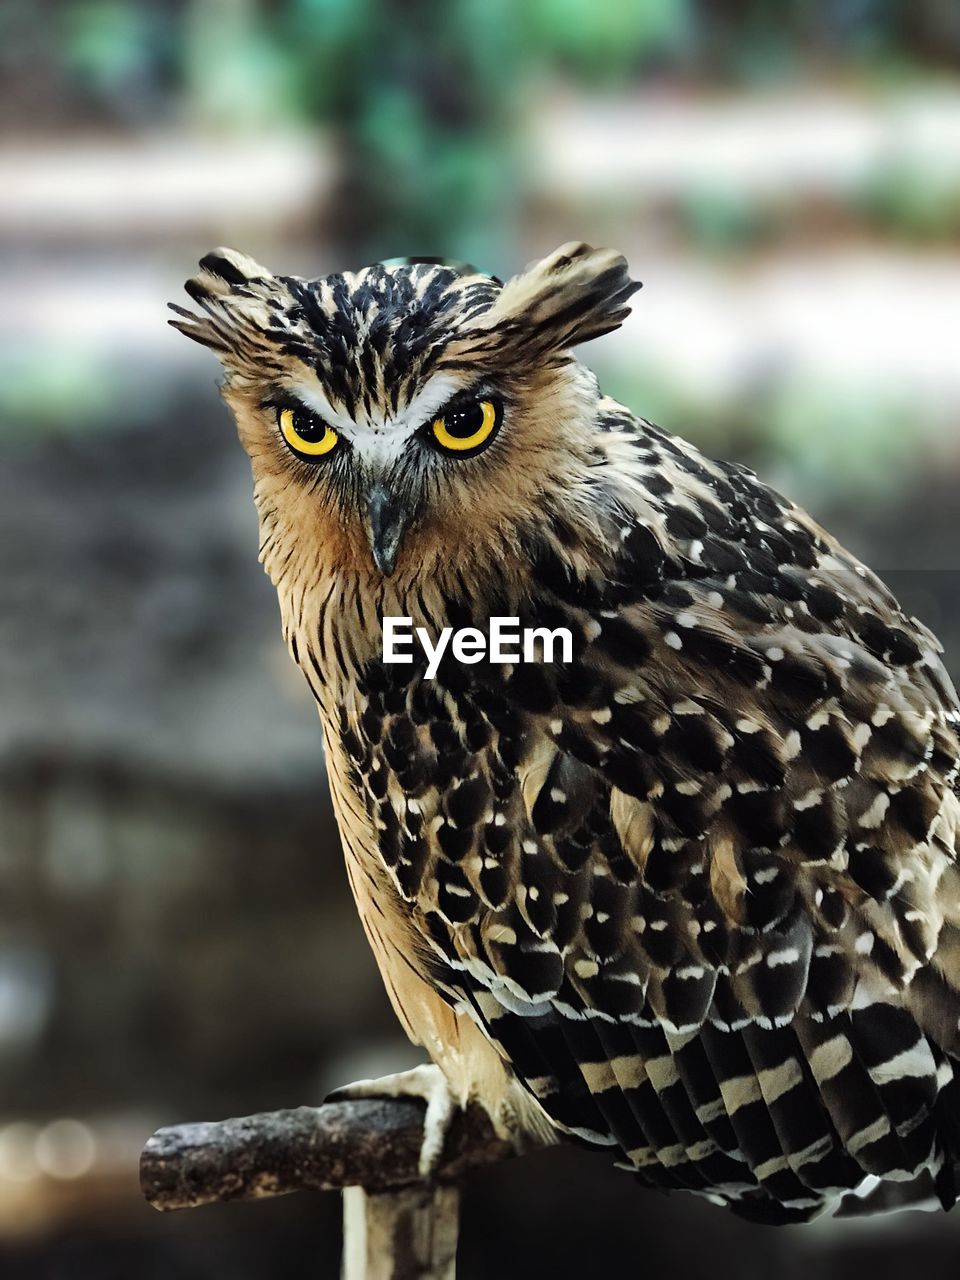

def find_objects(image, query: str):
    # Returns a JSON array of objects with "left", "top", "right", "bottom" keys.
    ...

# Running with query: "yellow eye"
[
  {"left": 430, "top": 399, "right": 500, "bottom": 455},
  {"left": 279, "top": 406, "right": 339, "bottom": 459}
]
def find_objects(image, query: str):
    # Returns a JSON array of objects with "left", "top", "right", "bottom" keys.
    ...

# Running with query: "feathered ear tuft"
[
  {"left": 168, "top": 247, "right": 278, "bottom": 362},
  {"left": 186, "top": 247, "right": 273, "bottom": 302},
  {"left": 443, "top": 242, "right": 640, "bottom": 369}
]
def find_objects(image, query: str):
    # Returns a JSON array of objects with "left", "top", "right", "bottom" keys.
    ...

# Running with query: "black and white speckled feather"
[{"left": 173, "top": 242, "right": 960, "bottom": 1223}]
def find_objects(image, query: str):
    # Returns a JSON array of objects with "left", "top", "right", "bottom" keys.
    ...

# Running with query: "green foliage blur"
[{"left": 7, "top": 0, "right": 960, "bottom": 258}]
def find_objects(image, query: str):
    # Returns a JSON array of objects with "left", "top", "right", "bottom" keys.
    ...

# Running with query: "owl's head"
[{"left": 171, "top": 243, "right": 640, "bottom": 585}]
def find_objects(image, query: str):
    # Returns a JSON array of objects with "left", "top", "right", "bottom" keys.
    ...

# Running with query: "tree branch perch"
[{"left": 140, "top": 1099, "right": 515, "bottom": 1213}]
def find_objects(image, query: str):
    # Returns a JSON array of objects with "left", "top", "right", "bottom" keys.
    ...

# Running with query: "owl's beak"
[{"left": 364, "top": 483, "right": 410, "bottom": 576}]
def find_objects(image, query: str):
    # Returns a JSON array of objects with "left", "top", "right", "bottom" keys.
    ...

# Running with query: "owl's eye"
[
  {"left": 429, "top": 398, "right": 501, "bottom": 456},
  {"left": 278, "top": 406, "right": 339, "bottom": 459}
]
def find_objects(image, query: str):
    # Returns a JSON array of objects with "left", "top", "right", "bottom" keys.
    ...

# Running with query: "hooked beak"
[{"left": 364, "top": 483, "right": 411, "bottom": 577}]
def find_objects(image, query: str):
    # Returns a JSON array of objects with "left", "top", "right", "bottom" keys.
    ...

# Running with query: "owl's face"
[{"left": 171, "top": 243, "right": 639, "bottom": 586}]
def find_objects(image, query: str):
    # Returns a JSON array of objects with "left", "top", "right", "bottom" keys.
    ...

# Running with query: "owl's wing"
[{"left": 345, "top": 415, "right": 960, "bottom": 1219}]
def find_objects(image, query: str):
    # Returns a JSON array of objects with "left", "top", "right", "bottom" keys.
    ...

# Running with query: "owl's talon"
[{"left": 325, "top": 1063, "right": 456, "bottom": 1177}]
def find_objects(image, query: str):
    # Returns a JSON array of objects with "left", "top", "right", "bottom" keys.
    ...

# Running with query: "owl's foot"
[{"left": 326, "top": 1063, "right": 455, "bottom": 1177}]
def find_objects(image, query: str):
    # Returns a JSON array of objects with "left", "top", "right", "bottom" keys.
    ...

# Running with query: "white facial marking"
[{"left": 285, "top": 372, "right": 466, "bottom": 468}]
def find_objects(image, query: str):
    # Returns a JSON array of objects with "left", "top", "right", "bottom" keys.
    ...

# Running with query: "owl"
[{"left": 172, "top": 243, "right": 960, "bottom": 1223}]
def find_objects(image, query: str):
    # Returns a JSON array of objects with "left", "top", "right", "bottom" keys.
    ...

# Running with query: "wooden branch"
[
  {"left": 140, "top": 1099, "right": 515, "bottom": 1213},
  {"left": 342, "top": 1185, "right": 460, "bottom": 1280}
]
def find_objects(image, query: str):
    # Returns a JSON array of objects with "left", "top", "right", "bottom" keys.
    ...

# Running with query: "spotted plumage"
[{"left": 172, "top": 242, "right": 960, "bottom": 1222}]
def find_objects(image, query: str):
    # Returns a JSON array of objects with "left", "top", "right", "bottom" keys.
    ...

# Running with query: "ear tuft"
[
  {"left": 169, "top": 248, "right": 277, "bottom": 358},
  {"left": 448, "top": 242, "right": 640, "bottom": 368},
  {"left": 184, "top": 247, "right": 273, "bottom": 303}
]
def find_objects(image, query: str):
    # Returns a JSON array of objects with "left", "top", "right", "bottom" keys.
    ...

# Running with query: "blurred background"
[{"left": 2, "top": 1, "right": 960, "bottom": 1275}]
